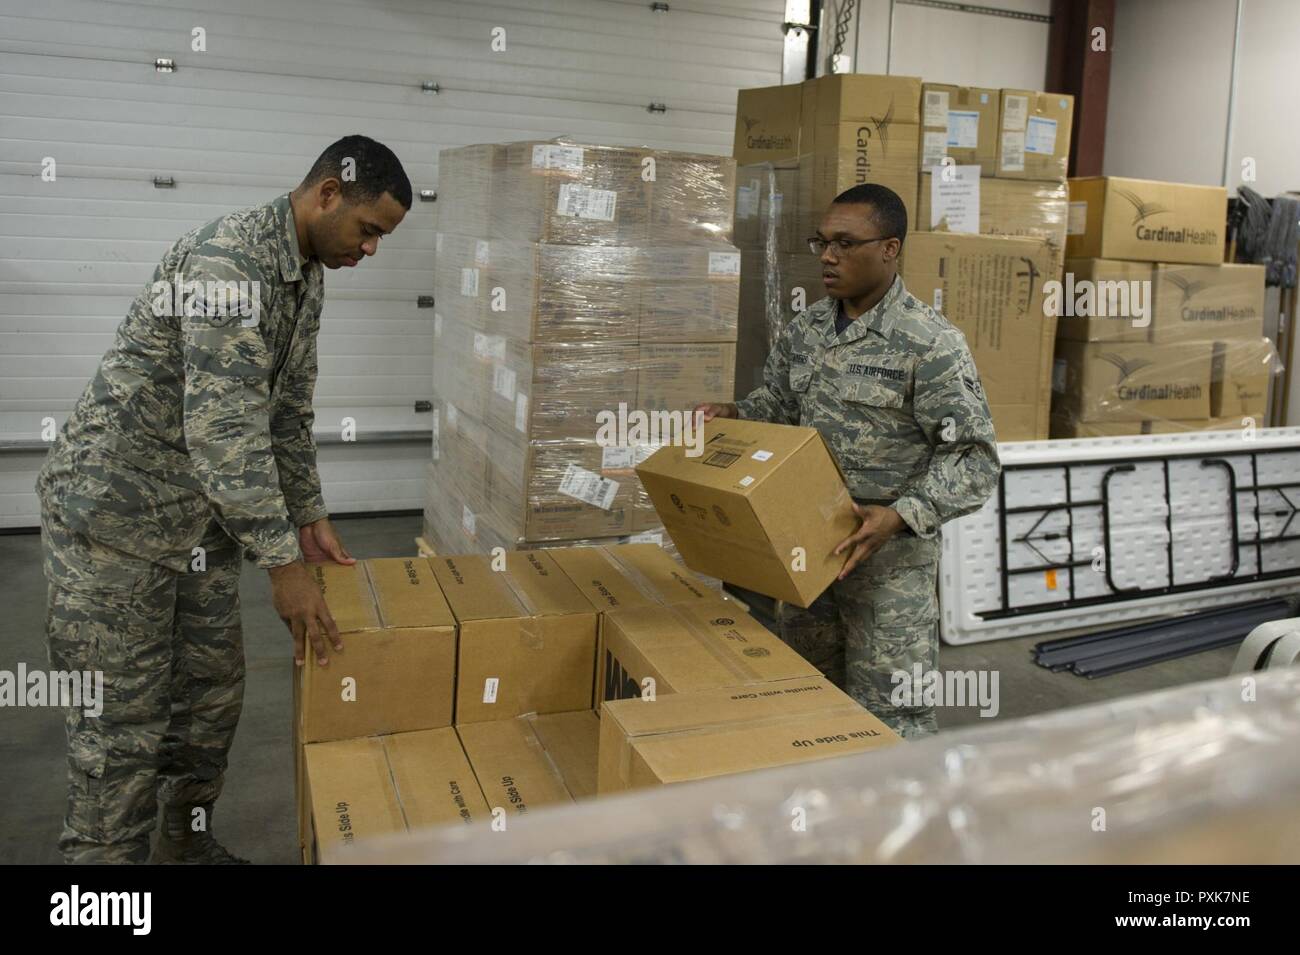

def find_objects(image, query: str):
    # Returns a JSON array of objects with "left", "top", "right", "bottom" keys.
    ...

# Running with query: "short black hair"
[
  {"left": 302, "top": 135, "right": 412, "bottom": 209},
  {"left": 832, "top": 183, "right": 907, "bottom": 245}
]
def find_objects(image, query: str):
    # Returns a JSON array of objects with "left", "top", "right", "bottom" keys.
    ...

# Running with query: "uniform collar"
[
  {"left": 273, "top": 194, "right": 308, "bottom": 282},
  {"left": 817, "top": 274, "right": 906, "bottom": 346}
]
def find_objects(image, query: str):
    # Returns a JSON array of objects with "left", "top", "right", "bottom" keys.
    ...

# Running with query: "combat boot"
[{"left": 150, "top": 802, "right": 250, "bottom": 864}]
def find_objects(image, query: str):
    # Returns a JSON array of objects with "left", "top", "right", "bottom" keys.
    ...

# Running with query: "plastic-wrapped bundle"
[
  {"left": 340, "top": 667, "right": 1300, "bottom": 864},
  {"left": 436, "top": 141, "right": 735, "bottom": 248},
  {"left": 918, "top": 175, "right": 1069, "bottom": 275}
]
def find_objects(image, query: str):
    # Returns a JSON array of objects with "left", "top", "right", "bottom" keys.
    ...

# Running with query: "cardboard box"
[
  {"left": 1053, "top": 258, "right": 1155, "bottom": 343},
  {"left": 635, "top": 417, "right": 858, "bottom": 607},
  {"left": 636, "top": 342, "right": 737, "bottom": 413},
  {"left": 803, "top": 74, "right": 923, "bottom": 249},
  {"left": 600, "top": 598, "right": 820, "bottom": 704},
  {"left": 1152, "top": 263, "right": 1266, "bottom": 344},
  {"left": 304, "top": 728, "right": 489, "bottom": 864},
  {"left": 1066, "top": 176, "right": 1226, "bottom": 265},
  {"left": 919, "top": 175, "right": 1069, "bottom": 274},
  {"left": 900, "top": 232, "right": 1057, "bottom": 441},
  {"left": 430, "top": 551, "right": 598, "bottom": 723},
  {"left": 597, "top": 676, "right": 901, "bottom": 794},
  {"left": 298, "top": 559, "right": 457, "bottom": 745},
  {"left": 736, "top": 249, "right": 824, "bottom": 399},
  {"left": 919, "top": 83, "right": 1000, "bottom": 176},
  {"left": 1211, "top": 338, "right": 1274, "bottom": 419},
  {"left": 456, "top": 711, "right": 598, "bottom": 815},
  {"left": 734, "top": 161, "right": 802, "bottom": 251},
  {"left": 1052, "top": 340, "right": 1214, "bottom": 423},
  {"left": 995, "top": 89, "right": 1074, "bottom": 181},
  {"left": 1050, "top": 416, "right": 1242, "bottom": 438},
  {"left": 734, "top": 84, "right": 806, "bottom": 165}
]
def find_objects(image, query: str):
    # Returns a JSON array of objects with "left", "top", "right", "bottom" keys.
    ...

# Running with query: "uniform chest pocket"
[
  {"left": 841, "top": 377, "right": 906, "bottom": 408},
  {"left": 789, "top": 366, "right": 814, "bottom": 393}
]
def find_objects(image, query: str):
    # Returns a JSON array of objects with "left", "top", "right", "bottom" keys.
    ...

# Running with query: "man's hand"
[
  {"left": 832, "top": 504, "right": 906, "bottom": 580},
  {"left": 692, "top": 401, "right": 738, "bottom": 422},
  {"left": 299, "top": 517, "right": 355, "bottom": 565},
  {"left": 269, "top": 560, "right": 343, "bottom": 667}
]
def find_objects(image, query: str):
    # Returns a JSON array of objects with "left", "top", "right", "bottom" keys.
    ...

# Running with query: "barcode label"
[
  {"left": 627, "top": 531, "right": 664, "bottom": 545},
  {"left": 532, "top": 144, "right": 584, "bottom": 172},
  {"left": 493, "top": 364, "right": 517, "bottom": 401},
  {"left": 556, "top": 183, "right": 617, "bottom": 221},
  {"left": 703, "top": 450, "right": 740, "bottom": 468},
  {"left": 708, "top": 251, "right": 741, "bottom": 276},
  {"left": 558, "top": 463, "right": 619, "bottom": 510},
  {"left": 460, "top": 267, "right": 479, "bottom": 297},
  {"left": 475, "top": 240, "right": 490, "bottom": 266},
  {"left": 601, "top": 446, "right": 636, "bottom": 470},
  {"left": 482, "top": 678, "right": 499, "bottom": 704},
  {"left": 751, "top": 450, "right": 773, "bottom": 462},
  {"left": 515, "top": 392, "right": 529, "bottom": 432}
]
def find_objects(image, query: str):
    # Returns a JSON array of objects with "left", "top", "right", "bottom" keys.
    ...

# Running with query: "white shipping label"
[
  {"left": 482, "top": 678, "right": 498, "bottom": 704},
  {"left": 1024, "top": 116, "right": 1058, "bottom": 155},
  {"left": 1068, "top": 201, "right": 1088, "bottom": 236},
  {"left": 921, "top": 131, "right": 948, "bottom": 169},
  {"left": 558, "top": 463, "right": 619, "bottom": 510},
  {"left": 947, "top": 110, "right": 980, "bottom": 149},
  {"left": 933, "top": 288, "right": 944, "bottom": 311},
  {"left": 627, "top": 530, "right": 663, "bottom": 546},
  {"left": 1002, "top": 94, "right": 1029, "bottom": 131},
  {"left": 601, "top": 446, "right": 636, "bottom": 470},
  {"left": 928, "top": 165, "right": 981, "bottom": 233},
  {"left": 532, "top": 144, "right": 584, "bottom": 172},
  {"left": 514, "top": 392, "right": 528, "bottom": 432},
  {"left": 493, "top": 364, "right": 516, "bottom": 401},
  {"left": 736, "top": 183, "right": 759, "bottom": 219},
  {"left": 475, "top": 240, "right": 490, "bottom": 266},
  {"left": 923, "top": 89, "right": 950, "bottom": 128},
  {"left": 999, "top": 131, "right": 1025, "bottom": 173},
  {"left": 462, "top": 504, "right": 476, "bottom": 536},
  {"left": 434, "top": 313, "right": 443, "bottom": 338},
  {"left": 751, "top": 450, "right": 774, "bottom": 462},
  {"left": 460, "top": 267, "right": 479, "bottom": 297},
  {"left": 739, "top": 475, "right": 755, "bottom": 487},
  {"left": 556, "top": 183, "right": 617, "bottom": 221},
  {"left": 708, "top": 251, "right": 741, "bottom": 276}
]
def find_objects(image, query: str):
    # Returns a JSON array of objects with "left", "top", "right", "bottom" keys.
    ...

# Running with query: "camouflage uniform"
[
  {"left": 37, "top": 194, "right": 327, "bottom": 862},
  {"left": 735, "top": 276, "right": 1000, "bottom": 738}
]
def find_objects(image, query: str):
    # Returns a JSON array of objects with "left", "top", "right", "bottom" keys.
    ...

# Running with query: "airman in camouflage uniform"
[
  {"left": 700, "top": 184, "right": 1000, "bottom": 738},
  {"left": 37, "top": 136, "right": 411, "bottom": 862}
]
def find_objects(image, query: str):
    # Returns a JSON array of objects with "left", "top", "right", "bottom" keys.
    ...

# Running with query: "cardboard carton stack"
[
  {"left": 1050, "top": 176, "right": 1273, "bottom": 437},
  {"left": 295, "top": 539, "right": 902, "bottom": 864},
  {"left": 426, "top": 141, "right": 739, "bottom": 555},
  {"left": 731, "top": 77, "right": 1072, "bottom": 441}
]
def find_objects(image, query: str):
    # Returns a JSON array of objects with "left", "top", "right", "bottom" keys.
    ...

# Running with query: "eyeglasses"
[{"left": 807, "top": 236, "right": 892, "bottom": 256}]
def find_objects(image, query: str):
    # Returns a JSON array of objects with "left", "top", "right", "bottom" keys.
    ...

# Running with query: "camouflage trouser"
[
  {"left": 780, "top": 558, "right": 939, "bottom": 739},
  {"left": 41, "top": 507, "right": 245, "bottom": 864}
]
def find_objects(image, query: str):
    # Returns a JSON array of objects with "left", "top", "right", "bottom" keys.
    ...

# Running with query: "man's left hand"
[
  {"left": 299, "top": 517, "right": 356, "bottom": 565},
  {"left": 832, "top": 504, "right": 905, "bottom": 580}
]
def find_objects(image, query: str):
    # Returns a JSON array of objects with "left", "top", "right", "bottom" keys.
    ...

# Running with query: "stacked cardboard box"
[
  {"left": 732, "top": 78, "right": 1070, "bottom": 441},
  {"left": 426, "top": 141, "right": 739, "bottom": 555},
  {"left": 296, "top": 541, "right": 901, "bottom": 862},
  {"left": 1049, "top": 176, "right": 1273, "bottom": 437}
]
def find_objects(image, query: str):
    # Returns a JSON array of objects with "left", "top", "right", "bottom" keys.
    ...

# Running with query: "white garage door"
[{"left": 0, "top": 0, "right": 787, "bottom": 527}]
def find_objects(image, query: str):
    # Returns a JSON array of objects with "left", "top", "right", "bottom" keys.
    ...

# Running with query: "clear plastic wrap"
[
  {"left": 427, "top": 141, "right": 739, "bottom": 555},
  {"left": 340, "top": 667, "right": 1300, "bottom": 864}
]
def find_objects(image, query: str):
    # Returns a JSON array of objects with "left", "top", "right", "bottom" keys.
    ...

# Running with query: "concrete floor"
[{"left": 0, "top": 514, "right": 1242, "bottom": 864}]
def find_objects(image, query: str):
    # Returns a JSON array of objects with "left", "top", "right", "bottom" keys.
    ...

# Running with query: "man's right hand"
[
  {"left": 269, "top": 559, "right": 343, "bottom": 667},
  {"left": 693, "top": 401, "right": 738, "bottom": 422}
]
